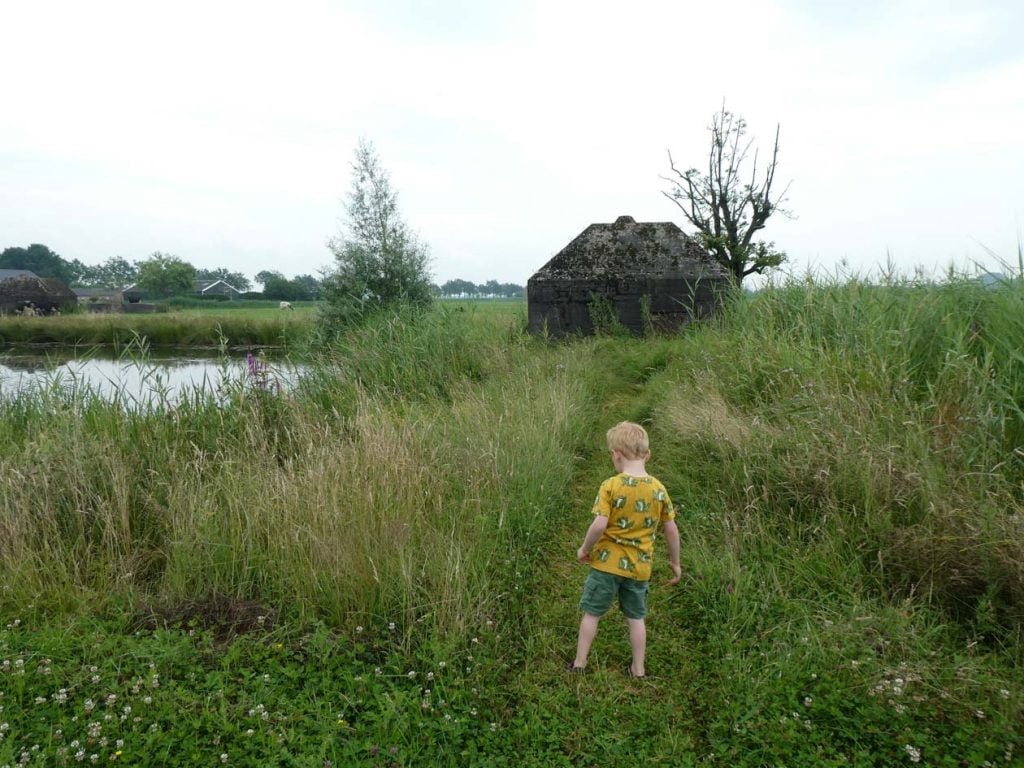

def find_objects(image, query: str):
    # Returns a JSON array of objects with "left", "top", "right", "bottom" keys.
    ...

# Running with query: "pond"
[{"left": 0, "top": 348, "right": 304, "bottom": 407}]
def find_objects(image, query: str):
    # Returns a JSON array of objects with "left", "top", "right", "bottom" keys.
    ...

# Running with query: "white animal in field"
[
  {"left": 20, "top": 304, "right": 37, "bottom": 317},
  {"left": 279, "top": 301, "right": 294, "bottom": 310}
]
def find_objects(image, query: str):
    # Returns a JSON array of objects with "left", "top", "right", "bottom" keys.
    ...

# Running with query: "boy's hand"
[
  {"left": 666, "top": 562, "right": 682, "bottom": 586},
  {"left": 576, "top": 547, "right": 590, "bottom": 564}
]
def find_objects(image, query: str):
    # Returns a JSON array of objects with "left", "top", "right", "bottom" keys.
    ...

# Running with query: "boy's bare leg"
[
  {"left": 573, "top": 613, "right": 601, "bottom": 669},
  {"left": 627, "top": 617, "right": 646, "bottom": 676}
]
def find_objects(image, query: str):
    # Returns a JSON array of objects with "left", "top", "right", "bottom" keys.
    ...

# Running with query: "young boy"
[{"left": 570, "top": 421, "right": 681, "bottom": 678}]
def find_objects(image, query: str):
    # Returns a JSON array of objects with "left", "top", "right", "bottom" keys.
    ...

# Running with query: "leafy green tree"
[
  {"left": 74, "top": 256, "right": 138, "bottom": 288},
  {"left": 196, "top": 268, "right": 251, "bottom": 292},
  {"left": 441, "top": 279, "right": 477, "bottom": 297},
  {"left": 292, "top": 274, "right": 321, "bottom": 300},
  {"left": 0, "top": 244, "right": 77, "bottom": 284},
  {"left": 68, "top": 259, "right": 91, "bottom": 286},
  {"left": 321, "top": 139, "right": 432, "bottom": 329},
  {"left": 262, "top": 275, "right": 312, "bottom": 301},
  {"left": 662, "top": 106, "right": 791, "bottom": 285},
  {"left": 255, "top": 270, "right": 283, "bottom": 289},
  {"left": 136, "top": 252, "right": 197, "bottom": 297},
  {"left": 498, "top": 282, "right": 524, "bottom": 298},
  {"left": 104, "top": 257, "right": 139, "bottom": 288}
]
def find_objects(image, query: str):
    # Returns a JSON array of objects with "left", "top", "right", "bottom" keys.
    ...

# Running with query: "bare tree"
[{"left": 663, "top": 106, "right": 792, "bottom": 285}]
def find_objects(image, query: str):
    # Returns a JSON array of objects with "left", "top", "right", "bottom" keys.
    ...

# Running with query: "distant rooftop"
[{"left": 0, "top": 269, "right": 39, "bottom": 280}]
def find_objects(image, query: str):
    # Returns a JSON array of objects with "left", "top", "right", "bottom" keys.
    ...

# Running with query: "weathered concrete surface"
[{"left": 527, "top": 215, "right": 730, "bottom": 337}]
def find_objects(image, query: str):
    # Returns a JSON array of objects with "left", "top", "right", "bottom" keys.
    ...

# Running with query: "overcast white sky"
[{"left": 2, "top": 0, "right": 1022, "bottom": 286}]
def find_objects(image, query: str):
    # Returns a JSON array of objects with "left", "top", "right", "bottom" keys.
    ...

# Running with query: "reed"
[
  {"left": 0, "top": 304, "right": 591, "bottom": 645},
  {"left": 653, "top": 272, "right": 1024, "bottom": 638}
]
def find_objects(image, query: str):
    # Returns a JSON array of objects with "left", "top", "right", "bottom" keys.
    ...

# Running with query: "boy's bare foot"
[
  {"left": 567, "top": 661, "right": 586, "bottom": 673},
  {"left": 625, "top": 665, "right": 646, "bottom": 679}
]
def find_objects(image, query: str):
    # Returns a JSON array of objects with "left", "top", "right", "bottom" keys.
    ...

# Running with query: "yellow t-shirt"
[{"left": 590, "top": 473, "right": 675, "bottom": 581}]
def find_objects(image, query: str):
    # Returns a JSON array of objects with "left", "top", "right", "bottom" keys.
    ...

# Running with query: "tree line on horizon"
[
  {"left": 435, "top": 279, "right": 523, "bottom": 298},
  {"left": 0, "top": 244, "right": 324, "bottom": 300},
  {"left": 0, "top": 244, "right": 524, "bottom": 302}
]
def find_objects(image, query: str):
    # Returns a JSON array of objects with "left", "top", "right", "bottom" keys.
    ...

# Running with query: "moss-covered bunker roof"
[{"left": 530, "top": 215, "right": 729, "bottom": 281}]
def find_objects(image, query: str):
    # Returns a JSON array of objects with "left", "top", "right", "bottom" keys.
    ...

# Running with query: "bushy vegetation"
[{"left": 1, "top": 280, "right": 1022, "bottom": 765}]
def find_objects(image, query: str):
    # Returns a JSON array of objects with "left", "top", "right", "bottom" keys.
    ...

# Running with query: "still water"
[{"left": 0, "top": 349, "right": 303, "bottom": 406}]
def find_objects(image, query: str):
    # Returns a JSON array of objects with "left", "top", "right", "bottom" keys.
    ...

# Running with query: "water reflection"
[{"left": 0, "top": 349, "right": 303, "bottom": 406}]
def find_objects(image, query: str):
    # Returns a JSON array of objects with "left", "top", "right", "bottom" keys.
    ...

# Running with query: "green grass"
[
  {"left": 0, "top": 308, "right": 316, "bottom": 348},
  {"left": 0, "top": 285, "right": 1021, "bottom": 766},
  {"left": 0, "top": 299, "right": 522, "bottom": 349}
]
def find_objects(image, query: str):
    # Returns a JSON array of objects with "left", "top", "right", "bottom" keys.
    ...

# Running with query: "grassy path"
[{"left": 501, "top": 340, "right": 710, "bottom": 765}]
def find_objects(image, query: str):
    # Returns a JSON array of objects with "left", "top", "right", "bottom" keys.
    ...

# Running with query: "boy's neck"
[{"left": 618, "top": 459, "right": 648, "bottom": 477}]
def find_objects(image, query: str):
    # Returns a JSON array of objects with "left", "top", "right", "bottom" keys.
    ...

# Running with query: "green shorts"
[{"left": 579, "top": 568, "right": 649, "bottom": 620}]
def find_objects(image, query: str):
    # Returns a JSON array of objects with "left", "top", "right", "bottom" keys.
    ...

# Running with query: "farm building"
[
  {"left": 122, "top": 279, "right": 242, "bottom": 302},
  {"left": 73, "top": 287, "right": 125, "bottom": 304},
  {"left": 527, "top": 215, "right": 731, "bottom": 337},
  {"left": 0, "top": 274, "right": 77, "bottom": 314},
  {"left": 196, "top": 279, "right": 242, "bottom": 299}
]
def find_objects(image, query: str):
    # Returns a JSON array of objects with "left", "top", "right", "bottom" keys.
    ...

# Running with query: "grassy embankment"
[
  {"left": 0, "top": 302, "right": 318, "bottom": 349},
  {"left": 1, "top": 284, "right": 1022, "bottom": 766},
  {"left": 0, "top": 300, "right": 521, "bottom": 349}
]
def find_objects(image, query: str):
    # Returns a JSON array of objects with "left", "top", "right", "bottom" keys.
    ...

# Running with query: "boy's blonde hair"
[{"left": 606, "top": 421, "right": 649, "bottom": 460}]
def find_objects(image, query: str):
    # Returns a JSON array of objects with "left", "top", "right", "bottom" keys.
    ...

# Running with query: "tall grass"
[
  {"left": 0, "top": 310, "right": 313, "bottom": 347},
  {"left": 653, "top": 273, "right": 1024, "bottom": 640},
  {"left": 0, "top": 305, "right": 590, "bottom": 646}
]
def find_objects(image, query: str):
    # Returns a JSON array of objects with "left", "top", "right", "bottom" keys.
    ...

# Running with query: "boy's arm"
[
  {"left": 577, "top": 515, "right": 608, "bottom": 564},
  {"left": 662, "top": 520, "right": 681, "bottom": 585}
]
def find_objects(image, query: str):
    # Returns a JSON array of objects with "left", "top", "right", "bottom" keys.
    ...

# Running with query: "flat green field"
[{"left": 1, "top": 286, "right": 1021, "bottom": 766}]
